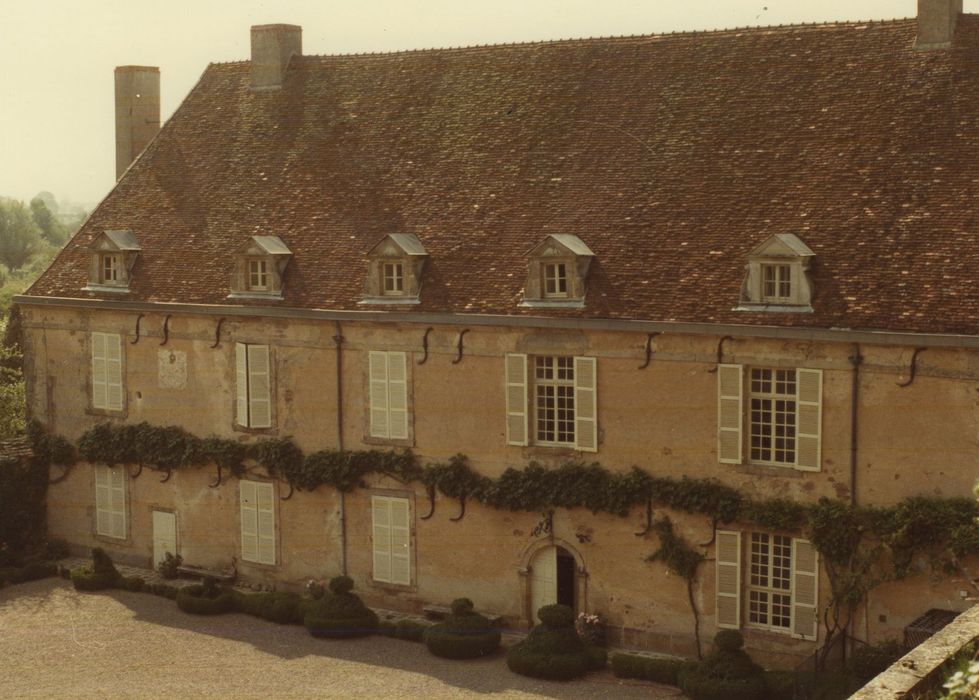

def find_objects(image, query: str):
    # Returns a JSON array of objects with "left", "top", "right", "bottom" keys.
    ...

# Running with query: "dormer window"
[
  {"left": 84, "top": 230, "right": 140, "bottom": 293},
  {"left": 521, "top": 234, "right": 594, "bottom": 308},
  {"left": 738, "top": 234, "right": 814, "bottom": 312},
  {"left": 361, "top": 234, "right": 428, "bottom": 305},
  {"left": 383, "top": 262, "right": 405, "bottom": 296},
  {"left": 229, "top": 236, "right": 292, "bottom": 300}
]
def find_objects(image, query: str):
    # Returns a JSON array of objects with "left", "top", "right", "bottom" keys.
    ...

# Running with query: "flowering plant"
[
  {"left": 942, "top": 659, "right": 979, "bottom": 699},
  {"left": 305, "top": 578, "right": 327, "bottom": 600},
  {"left": 575, "top": 611, "right": 607, "bottom": 647}
]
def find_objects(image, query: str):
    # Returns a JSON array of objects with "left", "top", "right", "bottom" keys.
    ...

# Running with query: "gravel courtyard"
[{"left": 0, "top": 579, "right": 682, "bottom": 699}]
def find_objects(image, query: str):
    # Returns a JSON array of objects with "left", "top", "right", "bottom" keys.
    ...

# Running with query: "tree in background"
[
  {"left": 30, "top": 196, "right": 67, "bottom": 245},
  {"left": 0, "top": 199, "right": 41, "bottom": 272}
]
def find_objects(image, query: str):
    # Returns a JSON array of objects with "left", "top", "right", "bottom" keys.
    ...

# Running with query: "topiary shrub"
[
  {"left": 70, "top": 548, "right": 121, "bottom": 591},
  {"left": 235, "top": 591, "right": 307, "bottom": 625},
  {"left": 678, "top": 631, "right": 766, "bottom": 700},
  {"left": 379, "top": 618, "right": 430, "bottom": 642},
  {"left": 611, "top": 653, "right": 693, "bottom": 685},
  {"left": 157, "top": 552, "right": 182, "bottom": 580},
  {"left": 148, "top": 582, "right": 179, "bottom": 600},
  {"left": 303, "top": 576, "right": 378, "bottom": 638},
  {"left": 122, "top": 575, "right": 145, "bottom": 592},
  {"left": 506, "top": 604, "right": 592, "bottom": 681},
  {"left": 176, "top": 576, "right": 235, "bottom": 615},
  {"left": 585, "top": 644, "right": 608, "bottom": 671},
  {"left": 423, "top": 598, "right": 501, "bottom": 659},
  {"left": 1, "top": 561, "right": 57, "bottom": 585}
]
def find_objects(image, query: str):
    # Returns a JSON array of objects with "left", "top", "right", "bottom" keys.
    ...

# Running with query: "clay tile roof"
[
  {"left": 25, "top": 16, "right": 979, "bottom": 335},
  {"left": 102, "top": 230, "right": 141, "bottom": 251}
]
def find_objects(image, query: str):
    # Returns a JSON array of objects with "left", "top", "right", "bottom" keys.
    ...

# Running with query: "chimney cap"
[
  {"left": 251, "top": 23, "right": 302, "bottom": 32},
  {"left": 115, "top": 66, "right": 160, "bottom": 73}
]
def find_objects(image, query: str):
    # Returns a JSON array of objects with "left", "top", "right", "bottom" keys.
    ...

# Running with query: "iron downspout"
[
  {"left": 334, "top": 320, "right": 347, "bottom": 575},
  {"left": 848, "top": 343, "right": 862, "bottom": 507}
]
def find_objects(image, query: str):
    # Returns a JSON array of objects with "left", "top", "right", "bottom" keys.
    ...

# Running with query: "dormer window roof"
[
  {"left": 84, "top": 229, "right": 141, "bottom": 293},
  {"left": 361, "top": 233, "right": 428, "bottom": 305},
  {"left": 229, "top": 235, "right": 292, "bottom": 300},
  {"left": 737, "top": 233, "right": 815, "bottom": 312},
  {"left": 521, "top": 234, "right": 594, "bottom": 308}
]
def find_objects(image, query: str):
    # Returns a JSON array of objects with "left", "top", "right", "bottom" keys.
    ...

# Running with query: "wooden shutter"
[
  {"left": 792, "top": 537, "right": 819, "bottom": 641},
  {"left": 717, "top": 364, "right": 743, "bottom": 464},
  {"left": 715, "top": 529, "right": 742, "bottom": 630},
  {"left": 240, "top": 480, "right": 259, "bottom": 563},
  {"left": 105, "top": 334, "right": 123, "bottom": 411},
  {"left": 235, "top": 343, "right": 249, "bottom": 426},
  {"left": 795, "top": 369, "right": 822, "bottom": 472},
  {"left": 109, "top": 466, "right": 126, "bottom": 538},
  {"left": 573, "top": 356, "right": 598, "bottom": 452},
  {"left": 256, "top": 482, "right": 276, "bottom": 565},
  {"left": 390, "top": 497, "right": 411, "bottom": 585},
  {"left": 369, "top": 351, "right": 390, "bottom": 438},
  {"left": 95, "top": 465, "right": 111, "bottom": 536},
  {"left": 247, "top": 345, "right": 272, "bottom": 428},
  {"left": 91, "top": 332, "right": 108, "bottom": 409},
  {"left": 382, "top": 352, "right": 409, "bottom": 440},
  {"left": 505, "top": 354, "right": 528, "bottom": 446},
  {"left": 372, "top": 496, "right": 392, "bottom": 583}
]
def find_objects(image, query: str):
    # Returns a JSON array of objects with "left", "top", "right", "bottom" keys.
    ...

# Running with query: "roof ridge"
[{"left": 287, "top": 16, "right": 915, "bottom": 61}]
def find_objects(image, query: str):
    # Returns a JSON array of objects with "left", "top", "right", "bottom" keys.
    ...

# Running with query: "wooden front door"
[
  {"left": 529, "top": 546, "right": 558, "bottom": 623},
  {"left": 152, "top": 510, "right": 177, "bottom": 568}
]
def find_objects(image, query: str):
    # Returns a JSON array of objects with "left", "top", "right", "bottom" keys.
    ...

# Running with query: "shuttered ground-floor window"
[
  {"left": 372, "top": 495, "right": 411, "bottom": 585},
  {"left": 95, "top": 465, "right": 126, "bottom": 539},
  {"left": 716, "top": 529, "right": 819, "bottom": 641},
  {"left": 240, "top": 480, "right": 276, "bottom": 565}
]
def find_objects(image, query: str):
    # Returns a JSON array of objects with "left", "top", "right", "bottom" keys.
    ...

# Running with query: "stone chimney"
[
  {"left": 251, "top": 24, "right": 302, "bottom": 90},
  {"left": 916, "top": 0, "right": 963, "bottom": 50},
  {"left": 114, "top": 66, "right": 160, "bottom": 180}
]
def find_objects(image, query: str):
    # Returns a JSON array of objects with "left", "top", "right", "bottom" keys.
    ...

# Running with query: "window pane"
[{"left": 533, "top": 356, "right": 575, "bottom": 445}]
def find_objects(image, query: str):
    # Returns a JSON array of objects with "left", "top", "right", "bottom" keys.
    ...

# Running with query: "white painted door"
[
  {"left": 152, "top": 510, "right": 177, "bottom": 568},
  {"left": 529, "top": 546, "right": 557, "bottom": 623}
]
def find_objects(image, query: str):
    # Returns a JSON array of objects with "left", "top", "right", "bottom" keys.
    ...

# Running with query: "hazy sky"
[{"left": 2, "top": 0, "right": 974, "bottom": 206}]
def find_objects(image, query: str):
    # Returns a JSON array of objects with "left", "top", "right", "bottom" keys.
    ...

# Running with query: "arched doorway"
[{"left": 528, "top": 544, "right": 580, "bottom": 623}]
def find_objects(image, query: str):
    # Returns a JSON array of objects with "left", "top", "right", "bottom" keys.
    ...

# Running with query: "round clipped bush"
[
  {"left": 304, "top": 577, "right": 378, "bottom": 638},
  {"left": 678, "top": 631, "right": 766, "bottom": 700},
  {"left": 506, "top": 604, "right": 591, "bottom": 681},
  {"left": 423, "top": 598, "right": 501, "bottom": 660},
  {"left": 713, "top": 629, "right": 745, "bottom": 653},
  {"left": 70, "top": 547, "right": 121, "bottom": 591},
  {"left": 176, "top": 577, "right": 235, "bottom": 615}
]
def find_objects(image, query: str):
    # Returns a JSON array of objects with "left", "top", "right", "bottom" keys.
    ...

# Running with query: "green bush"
[
  {"left": 157, "top": 552, "right": 182, "bottom": 580},
  {"left": 176, "top": 578, "right": 235, "bottom": 615},
  {"left": 70, "top": 550, "right": 122, "bottom": 592},
  {"left": 678, "top": 631, "right": 766, "bottom": 700},
  {"left": 764, "top": 670, "right": 796, "bottom": 699},
  {"left": 423, "top": 598, "right": 501, "bottom": 659},
  {"left": 0, "top": 561, "right": 56, "bottom": 584},
  {"left": 848, "top": 639, "right": 904, "bottom": 681},
  {"left": 506, "top": 604, "right": 591, "bottom": 681},
  {"left": 585, "top": 645, "right": 608, "bottom": 671},
  {"left": 303, "top": 578, "right": 378, "bottom": 638},
  {"left": 122, "top": 575, "right": 145, "bottom": 592},
  {"left": 148, "top": 582, "right": 179, "bottom": 600},
  {"left": 234, "top": 591, "right": 307, "bottom": 625},
  {"left": 379, "top": 618, "right": 429, "bottom": 642},
  {"left": 611, "top": 653, "right": 692, "bottom": 685},
  {"left": 714, "top": 630, "right": 745, "bottom": 652}
]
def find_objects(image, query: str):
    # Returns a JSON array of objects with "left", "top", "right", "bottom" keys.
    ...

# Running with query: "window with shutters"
[
  {"left": 95, "top": 465, "right": 127, "bottom": 539},
  {"left": 717, "top": 365, "right": 821, "bottom": 471},
  {"left": 239, "top": 480, "right": 276, "bottom": 566},
  {"left": 505, "top": 353, "right": 597, "bottom": 452},
  {"left": 91, "top": 332, "right": 124, "bottom": 412},
  {"left": 715, "top": 529, "right": 819, "bottom": 641},
  {"left": 368, "top": 351, "right": 410, "bottom": 443},
  {"left": 84, "top": 229, "right": 140, "bottom": 292},
  {"left": 235, "top": 342, "right": 273, "bottom": 430},
  {"left": 372, "top": 495, "right": 411, "bottom": 586},
  {"left": 229, "top": 235, "right": 292, "bottom": 299},
  {"left": 737, "top": 233, "right": 814, "bottom": 311}
]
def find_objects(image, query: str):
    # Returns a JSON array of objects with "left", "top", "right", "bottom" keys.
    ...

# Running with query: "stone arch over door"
[{"left": 518, "top": 537, "right": 589, "bottom": 627}]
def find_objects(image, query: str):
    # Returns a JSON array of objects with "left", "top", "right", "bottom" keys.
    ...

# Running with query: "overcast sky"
[{"left": 1, "top": 0, "right": 974, "bottom": 206}]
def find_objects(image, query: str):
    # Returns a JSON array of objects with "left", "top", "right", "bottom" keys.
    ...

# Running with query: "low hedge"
[
  {"left": 506, "top": 604, "right": 592, "bottom": 681},
  {"left": 611, "top": 653, "right": 693, "bottom": 685},
  {"left": 234, "top": 591, "right": 308, "bottom": 625},
  {"left": 0, "top": 561, "right": 57, "bottom": 586},
  {"left": 379, "top": 619, "right": 429, "bottom": 643},
  {"left": 423, "top": 598, "right": 501, "bottom": 660},
  {"left": 585, "top": 644, "right": 608, "bottom": 671},
  {"left": 763, "top": 670, "right": 796, "bottom": 699},
  {"left": 176, "top": 579, "right": 236, "bottom": 615},
  {"left": 304, "top": 576, "right": 378, "bottom": 639},
  {"left": 677, "top": 669, "right": 768, "bottom": 700}
]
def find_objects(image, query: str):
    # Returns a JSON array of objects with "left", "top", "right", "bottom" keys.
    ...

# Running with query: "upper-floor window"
[
  {"left": 717, "top": 364, "right": 821, "bottom": 471},
  {"left": 738, "top": 233, "right": 814, "bottom": 312},
  {"left": 362, "top": 234, "right": 427, "bottom": 304},
  {"left": 85, "top": 230, "right": 140, "bottom": 293},
  {"left": 229, "top": 235, "right": 292, "bottom": 300},
  {"left": 235, "top": 342, "right": 272, "bottom": 429},
  {"left": 368, "top": 351, "right": 410, "bottom": 441},
  {"left": 248, "top": 259, "right": 269, "bottom": 291},
  {"left": 383, "top": 262, "right": 405, "bottom": 296},
  {"left": 505, "top": 353, "right": 597, "bottom": 452},
  {"left": 521, "top": 235, "right": 594, "bottom": 308},
  {"left": 91, "top": 331, "right": 124, "bottom": 412}
]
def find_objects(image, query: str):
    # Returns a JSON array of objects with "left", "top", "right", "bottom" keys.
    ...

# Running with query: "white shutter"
[
  {"left": 717, "top": 364, "right": 743, "bottom": 464},
  {"left": 91, "top": 332, "right": 108, "bottom": 410},
  {"left": 505, "top": 353, "right": 528, "bottom": 446},
  {"left": 109, "top": 466, "right": 126, "bottom": 538},
  {"left": 240, "top": 480, "right": 259, "bottom": 563},
  {"left": 573, "top": 356, "right": 598, "bottom": 452},
  {"left": 388, "top": 352, "right": 409, "bottom": 440},
  {"left": 372, "top": 496, "right": 392, "bottom": 583},
  {"left": 715, "top": 529, "right": 742, "bottom": 629},
  {"left": 235, "top": 343, "right": 249, "bottom": 426},
  {"left": 792, "top": 537, "right": 819, "bottom": 641},
  {"left": 95, "top": 465, "right": 111, "bottom": 536},
  {"left": 389, "top": 497, "right": 411, "bottom": 585},
  {"left": 795, "top": 369, "right": 822, "bottom": 472},
  {"left": 247, "top": 345, "right": 272, "bottom": 429},
  {"left": 256, "top": 482, "right": 276, "bottom": 565},
  {"left": 105, "top": 334, "right": 123, "bottom": 411},
  {"left": 369, "top": 351, "right": 390, "bottom": 438}
]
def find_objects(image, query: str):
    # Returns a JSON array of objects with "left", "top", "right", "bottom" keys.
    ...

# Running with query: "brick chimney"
[
  {"left": 916, "top": 0, "right": 962, "bottom": 50},
  {"left": 251, "top": 24, "right": 302, "bottom": 90},
  {"left": 114, "top": 66, "right": 160, "bottom": 180}
]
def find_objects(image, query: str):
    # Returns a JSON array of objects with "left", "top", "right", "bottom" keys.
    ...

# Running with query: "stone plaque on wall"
[{"left": 158, "top": 349, "right": 187, "bottom": 389}]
